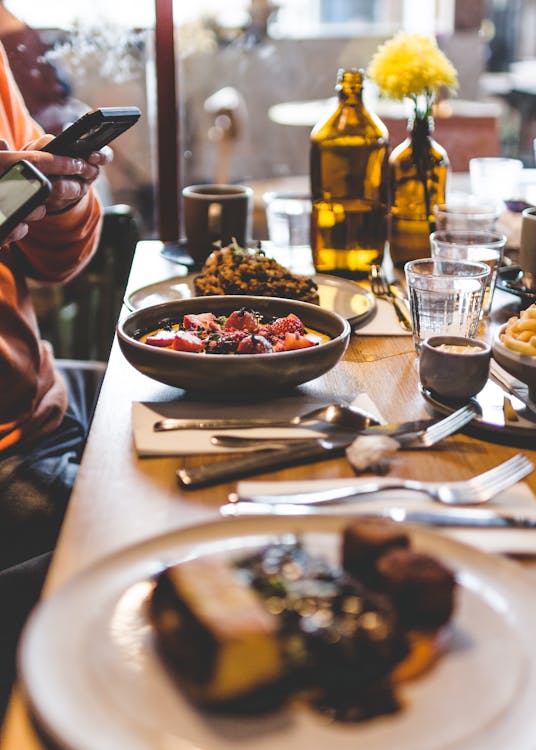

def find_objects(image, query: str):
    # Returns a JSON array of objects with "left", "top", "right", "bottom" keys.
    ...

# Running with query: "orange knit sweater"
[{"left": 0, "top": 44, "right": 102, "bottom": 452}]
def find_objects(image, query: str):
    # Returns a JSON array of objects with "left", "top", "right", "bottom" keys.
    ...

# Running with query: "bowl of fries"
[{"left": 493, "top": 304, "right": 536, "bottom": 405}]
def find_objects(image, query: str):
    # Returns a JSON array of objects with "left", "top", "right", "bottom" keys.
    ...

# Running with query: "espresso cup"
[
  {"left": 520, "top": 207, "right": 536, "bottom": 279},
  {"left": 182, "top": 184, "right": 253, "bottom": 266}
]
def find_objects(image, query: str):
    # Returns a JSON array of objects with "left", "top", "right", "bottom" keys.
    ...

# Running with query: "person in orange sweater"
[{"left": 0, "top": 40, "right": 111, "bottom": 717}]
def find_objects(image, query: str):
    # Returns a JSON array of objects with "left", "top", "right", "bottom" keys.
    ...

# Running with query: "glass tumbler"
[
  {"left": 429, "top": 230, "right": 506, "bottom": 316},
  {"left": 469, "top": 157, "right": 523, "bottom": 210},
  {"left": 433, "top": 198, "right": 498, "bottom": 233},
  {"left": 405, "top": 258, "right": 490, "bottom": 353}
]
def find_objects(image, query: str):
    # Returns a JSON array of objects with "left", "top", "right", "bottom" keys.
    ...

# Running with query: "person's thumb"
[{"left": 0, "top": 138, "right": 9, "bottom": 151}]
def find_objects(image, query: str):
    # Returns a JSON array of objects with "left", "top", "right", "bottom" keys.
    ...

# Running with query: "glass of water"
[
  {"left": 429, "top": 229, "right": 506, "bottom": 317},
  {"left": 405, "top": 258, "right": 490, "bottom": 353},
  {"left": 263, "top": 192, "right": 312, "bottom": 269}
]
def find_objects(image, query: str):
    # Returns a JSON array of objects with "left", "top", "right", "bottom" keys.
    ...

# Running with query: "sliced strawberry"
[
  {"left": 171, "top": 331, "right": 204, "bottom": 352},
  {"left": 145, "top": 331, "right": 177, "bottom": 347},
  {"left": 236, "top": 334, "right": 273, "bottom": 354},
  {"left": 224, "top": 309, "right": 258, "bottom": 332},
  {"left": 269, "top": 313, "right": 305, "bottom": 337},
  {"left": 183, "top": 312, "right": 219, "bottom": 331}
]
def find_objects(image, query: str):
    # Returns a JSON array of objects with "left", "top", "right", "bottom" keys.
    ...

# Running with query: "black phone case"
[
  {"left": 41, "top": 107, "right": 141, "bottom": 158},
  {"left": 0, "top": 160, "right": 51, "bottom": 243}
]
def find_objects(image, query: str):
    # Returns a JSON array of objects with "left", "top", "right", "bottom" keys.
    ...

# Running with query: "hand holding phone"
[
  {"left": 0, "top": 160, "right": 51, "bottom": 244},
  {"left": 41, "top": 107, "right": 141, "bottom": 158}
]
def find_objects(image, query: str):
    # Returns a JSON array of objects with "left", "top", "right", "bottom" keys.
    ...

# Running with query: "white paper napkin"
[
  {"left": 132, "top": 393, "right": 384, "bottom": 457},
  {"left": 355, "top": 296, "right": 412, "bottom": 337},
  {"left": 234, "top": 477, "right": 536, "bottom": 556}
]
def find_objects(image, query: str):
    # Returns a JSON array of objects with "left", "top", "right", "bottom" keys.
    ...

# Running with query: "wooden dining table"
[{"left": 2, "top": 240, "right": 536, "bottom": 749}]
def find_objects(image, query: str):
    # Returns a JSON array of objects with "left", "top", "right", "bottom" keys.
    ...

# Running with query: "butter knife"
[{"left": 220, "top": 502, "right": 536, "bottom": 529}]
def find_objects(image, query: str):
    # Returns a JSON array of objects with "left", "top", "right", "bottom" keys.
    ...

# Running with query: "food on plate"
[
  {"left": 139, "top": 308, "right": 327, "bottom": 354},
  {"left": 193, "top": 242, "right": 320, "bottom": 304},
  {"left": 149, "top": 559, "right": 282, "bottom": 704},
  {"left": 149, "top": 519, "right": 457, "bottom": 722},
  {"left": 500, "top": 303, "right": 536, "bottom": 356}
]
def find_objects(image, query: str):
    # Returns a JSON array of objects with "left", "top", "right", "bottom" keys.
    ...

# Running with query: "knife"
[
  {"left": 220, "top": 501, "right": 536, "bottom": 529},
  {"left": 177, "top": 437, "right": 346, "bottom": 488}
]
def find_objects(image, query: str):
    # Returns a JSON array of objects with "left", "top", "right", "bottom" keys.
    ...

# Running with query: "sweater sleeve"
[
  {"left": 0, "top": 42, "right": 103, "bottom": 283},
  {"left": 16, "top": 190, "right": 103, "bottom": 283}
]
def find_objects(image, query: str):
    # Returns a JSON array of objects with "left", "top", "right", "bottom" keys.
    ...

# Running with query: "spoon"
[{"left": 153, "top": 403, "right": 380, "bottom": 432}]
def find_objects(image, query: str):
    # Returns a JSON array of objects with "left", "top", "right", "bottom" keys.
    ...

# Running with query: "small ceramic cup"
[{"left": 419, "top": 335, "right": 491, "bottom": 402}]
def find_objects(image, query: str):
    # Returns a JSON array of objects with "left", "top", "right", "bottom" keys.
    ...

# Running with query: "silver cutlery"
[
  {"left": 228, "top": 453, "right": 534, "bottom": 507},
  {"left": 153, "top": 402, "right": 380, "bottom": 433},
  {"left": 210, "top": 405, "right": 475, "bottom": 451},
  {"left": 369, "top": 264, "right": 412, "bottom": 332},
  {"left": 177, "top": 405, "right": 476, "bottom": 489},
  {"left": 220, "top": 502, "right": 536, "bottom": 530}
]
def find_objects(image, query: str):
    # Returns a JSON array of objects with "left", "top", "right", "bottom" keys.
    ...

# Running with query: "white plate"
[
  {"left": 20, "top": 516, "right": 536, "bottom": 750},
  {"left": 125, "top": 273, "right": 375, "bottom": 327}
]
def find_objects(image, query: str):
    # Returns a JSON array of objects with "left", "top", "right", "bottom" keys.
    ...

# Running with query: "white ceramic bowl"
[
  {"left": 117, "top": 295, "right": 351, "bottom": 394},
  {"left": 492, "top": 324, "right": 536, "bottom": 406}
]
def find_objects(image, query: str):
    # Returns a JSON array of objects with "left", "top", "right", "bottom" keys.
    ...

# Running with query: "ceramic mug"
[
  {"left": 183, "top": 184, "right": 253, "bottom": 266},
  {"left": 520, "top": 207, "right": 536, "bottom": 279}
]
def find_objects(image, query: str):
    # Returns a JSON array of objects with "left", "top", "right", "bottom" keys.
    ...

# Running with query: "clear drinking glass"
[
  {"left": 469, "top": 157, "right": 523, "bottom": 210},
  {"left": 405, "top": 258, "right": 490, "bottom": 353},
  {"left": 433, "top": 198, "right": 498, "bottom": 232},
  {"left": 263, "top": 191, "right": 312, "bottom": 270},
  {"left": 429, "top": 230, "right": 506, "bottom": 317}
]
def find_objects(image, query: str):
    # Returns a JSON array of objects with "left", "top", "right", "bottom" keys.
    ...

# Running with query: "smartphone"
[
  {"left": 41, "top": 106, "right": 141, "bottom": 158},
  {"left": 0, "top": 160, "right": 51, "bottom": 243}
]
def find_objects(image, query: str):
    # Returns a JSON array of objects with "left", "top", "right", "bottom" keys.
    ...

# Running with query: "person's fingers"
[
  {"left": 2, "top": 223, "right": 29, "bottom": 244},
  {"left": 25, "top": 205, "right": 46, "bottom": 222},
  {"left": 47, "top": 178, "right": 84, "bottom": 204},
  {"left": 87, "top": 145, "right": 114, "bottom": 166}
]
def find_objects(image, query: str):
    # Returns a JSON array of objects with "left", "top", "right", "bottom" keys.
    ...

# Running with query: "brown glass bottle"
[
  {"left": 389, "top": 115, "right": 449, "bottom": 269},
  {"left": 310, "top": 68, "right": 388, "bottom": 279}
]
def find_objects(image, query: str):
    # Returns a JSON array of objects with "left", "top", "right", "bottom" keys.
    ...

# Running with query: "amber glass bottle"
[
  {"left": 310, "top": 68, "right": 388, "bottom": 279},
  {"left": 389, "top": 115, "right": 449, "bottom": 268}
]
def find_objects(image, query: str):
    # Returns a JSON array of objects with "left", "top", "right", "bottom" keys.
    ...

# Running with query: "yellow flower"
[{"left": 367, "top": 32, "right": 458, "bottom": 108}]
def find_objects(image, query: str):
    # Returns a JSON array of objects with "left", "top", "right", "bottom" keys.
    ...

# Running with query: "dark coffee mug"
[{"left": 182, "top": 184, "right": 253, "bottom": 265}]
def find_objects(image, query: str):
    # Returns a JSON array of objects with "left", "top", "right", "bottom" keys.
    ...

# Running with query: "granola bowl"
[{"left": 117, "top": 295, "right": 350, "bottom": 394}]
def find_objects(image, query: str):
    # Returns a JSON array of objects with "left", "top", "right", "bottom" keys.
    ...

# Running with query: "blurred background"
[
  {"left": 5, "top": 0, "right": 536, "bottom": 238},
  {"left": 4, "top": 0, "right": 536, "bottom": 357}
]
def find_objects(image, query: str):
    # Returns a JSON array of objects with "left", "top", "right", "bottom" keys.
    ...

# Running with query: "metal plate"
[
  {"left": 421, "top": 377, "right": 536, "bottom": 445},
  {"left": 496, "top": 266, "right": 536, "bottom": 309},
  {"left": 125, "top": 273, "right": 375, "bottom": 327}
]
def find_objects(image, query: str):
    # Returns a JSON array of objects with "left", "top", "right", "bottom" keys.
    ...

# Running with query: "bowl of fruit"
[{"left": 117, "top": 295, "right": 351, "bottom": 394}]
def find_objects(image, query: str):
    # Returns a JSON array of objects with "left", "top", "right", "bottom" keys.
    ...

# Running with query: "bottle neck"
[
  {"left": 336, "top": 68, "right": 365, "bottom": 106},
  {"left": 408, "top": 114, "right": 434, "bottom": 140}
]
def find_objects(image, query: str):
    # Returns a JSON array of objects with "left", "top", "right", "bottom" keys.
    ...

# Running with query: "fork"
[
  {"left": 210, "top": 404, "right": 476, "bottom": 451},
  {"left": 177, "top": 405, "right": 476, "bottom": 488},
  {"left": 369, "top": 264, "right": 413, "bottom": 331},
  {"left": 228, "top": 453, "right": 534, "bottom": 507}
]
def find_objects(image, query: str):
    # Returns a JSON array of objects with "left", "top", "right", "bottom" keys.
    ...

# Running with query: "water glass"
[
  {"left": 405, "top": 258, "right": 490, "bottom": 353},
  {"left": 263, "top": 191, "right": 312, "bottom": 271},
  {"left": 433, "top": 198, "right": 498, "bottom": 232},
  {"left": 469, "top": 157, "right": 523, "bottom": 210},
  {"left": 429, "top": 229, "right": 506, "bottom": 317}
]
